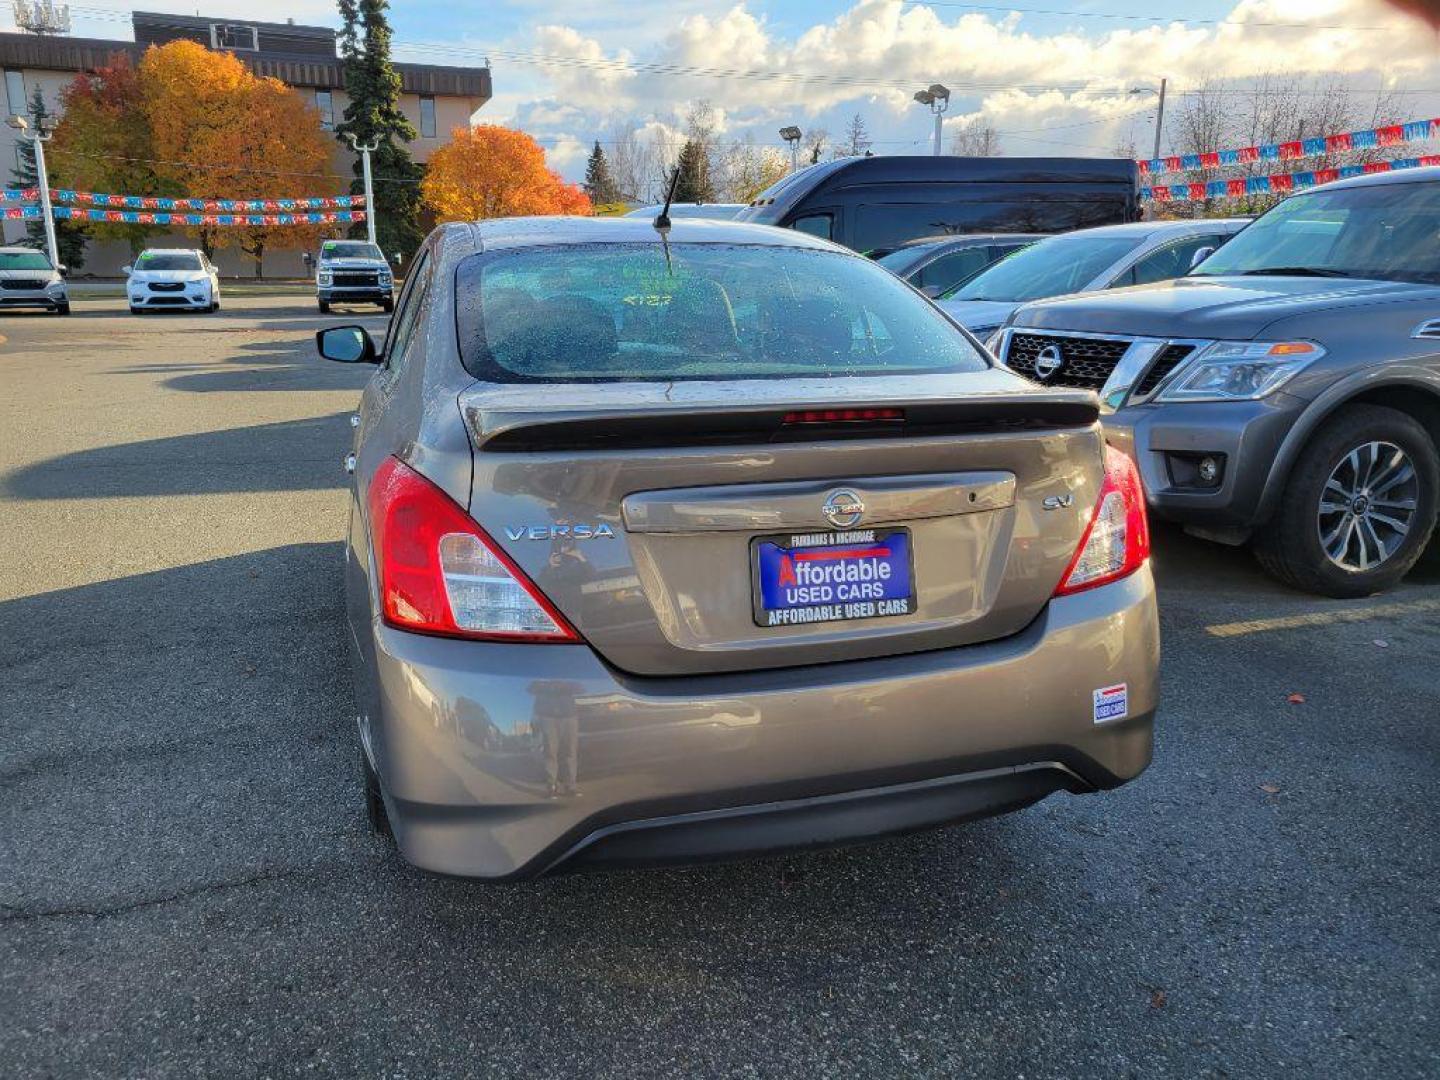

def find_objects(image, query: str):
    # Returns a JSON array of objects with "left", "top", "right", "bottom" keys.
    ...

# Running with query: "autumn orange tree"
[
  {"left": 49, "top": 52, "right": 179, "bottom": 251},
  {"left": 420, "top": 125, "right": 591, "bottom": 222},
  {"left": 140, "top": 41, "right": 336, "bottom": 275},
  {"left": 51, "top": 40, "right": 337, "bottom": 272}
]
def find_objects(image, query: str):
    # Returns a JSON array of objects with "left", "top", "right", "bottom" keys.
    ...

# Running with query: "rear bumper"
[
  {"left": 1103, "top": 394, "right": 1306, "bottom": 531},
  {"left": 359, "top": 566, "right": 1159, "bottom": 880}
]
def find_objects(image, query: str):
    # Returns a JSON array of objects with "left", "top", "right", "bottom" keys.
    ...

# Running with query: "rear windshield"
[
  {"left": 455, "top": 242, "right": 988, "bottom": 383},
  {"left": 0, "top": 250, "right": 53, "bottom": 271},
  {"left": 322, "top": 241, "right": 383, "bottom": 261},
  {"left": 136, "top": 252, "right": 200, "bottom": 271}
]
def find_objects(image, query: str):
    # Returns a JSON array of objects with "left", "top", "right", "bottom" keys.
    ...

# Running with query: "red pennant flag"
[
  {"left": 1375, "top": 125, "right": 1404, "bottom": 146},
  {"left": 1270, "top": 173, "right": 1294, "bottom": 192},
  {"left": 1313, "top": 168, "right": 1339, "bottom": 184},
  {"left": 1238, "top": 146, "right": 1259, "bottom": 163},
  {"left": 1279, "top": 141, "right": 1303, "bottom": 159},
  {"left": 1151, "top": 185, "right": 1171, "bottom": 201},
  {"left": 1164, "top": 156, "right": 1182, "bottom": 172},
  {"left": 1226, "top": 178, "right": 1245, "bottom": 197},
  {"left": 1364, "top": 161, "right": 1391, "bottom": 174},
  {"left": 1188, "top": 182, "right": 1205, "bottom": 199},
  {"left": 1200, "top": 152, "right": 1220, "bottom": 169}
]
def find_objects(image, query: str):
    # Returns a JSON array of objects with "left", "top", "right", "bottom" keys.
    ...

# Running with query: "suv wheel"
[
  {"left": 318, "top": 300, "right": 330, "bottom": 314},
  {"left": 1254, "top": 404, "right": 1439, "bottom": 597}
]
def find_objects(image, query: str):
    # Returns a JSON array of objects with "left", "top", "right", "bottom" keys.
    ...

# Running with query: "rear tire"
[
  {"left": 129, "top": 305, "right": 143, "bottom": 315},
  {"left": 381, "top": 297, "right": 394, "bottom": 313},
  {"left": 362, "top": 747, "right": 390, "bottom": 837},
  {"left": 55, "top": 303, "right": 70, "bottom": 316},
  {"left": 1253, "top": 404, "right": 1439, "bottom": 597}
]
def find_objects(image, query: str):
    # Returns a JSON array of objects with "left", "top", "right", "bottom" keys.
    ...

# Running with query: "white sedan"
[{"left": 125, "top": 249, "right": 221, "bottom": 314}]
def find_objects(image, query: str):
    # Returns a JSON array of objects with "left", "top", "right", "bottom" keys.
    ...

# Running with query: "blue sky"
[{"left": 15, "top": 1, "right": 1440, "bottom": 183}]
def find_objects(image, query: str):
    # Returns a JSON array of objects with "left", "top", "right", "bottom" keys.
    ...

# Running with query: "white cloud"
[{"left": 494, "top": 0, "right": 1440, "bottom": 180}]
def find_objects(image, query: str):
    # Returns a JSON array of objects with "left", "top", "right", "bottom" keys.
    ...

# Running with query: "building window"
[
  {"left": 210, "top": 24, "right": 259, "bottom": 51},
  {"left": 419, "top": 95, "right": 436, "bottom": 138},
  {"left": 5, "top": 70, "right": 26, "bottom": 118},
  {"left": 316, "top": 89, "right": 333, "bottom": 131}
]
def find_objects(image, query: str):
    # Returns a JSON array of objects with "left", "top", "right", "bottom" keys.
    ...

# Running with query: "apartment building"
[{"left": 0, "top": 10, "right": 491, "bottom": 276}]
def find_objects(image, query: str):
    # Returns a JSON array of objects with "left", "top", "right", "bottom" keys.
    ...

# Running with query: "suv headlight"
[
  {"left": 317, "top": 270, "right": 333, "bottom": 286},
  {"left": 379, "top": 271, "right": 392, "bottom": 285},
  {"left": 1156, "top": 340, "right": 1323, "bottom": 402}
]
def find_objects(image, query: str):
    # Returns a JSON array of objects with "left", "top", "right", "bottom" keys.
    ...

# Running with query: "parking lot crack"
[{"left": 0, "top": 865, "right": 329, "bottom": 923}]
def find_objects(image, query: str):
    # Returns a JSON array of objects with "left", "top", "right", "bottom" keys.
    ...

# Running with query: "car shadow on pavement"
[{"left": 2, "top": 412, "right": 355, "bottom": 499}]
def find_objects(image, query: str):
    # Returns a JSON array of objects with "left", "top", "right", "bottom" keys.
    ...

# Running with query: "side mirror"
[
  {"left": 57, "top": 264, "right": 67, "bottom": 277},
  {"left": 1188, "top": 246, "right": 1216, "bottom": 271},
  {"left": 920, "top": 284, "right": 943, "bottom": 299},
  {"left": 120, "top": 264, "right": 132, "bottom": 276},
  {"left": 316, "top": 325, "right": 378, "bottom": 364}
]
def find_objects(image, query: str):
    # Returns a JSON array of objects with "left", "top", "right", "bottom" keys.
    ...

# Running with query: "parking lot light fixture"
[
  {"left": 914, "top": 84, "right": 950, "bottom": 156},
  {"left": 8, "top": 113, "right": 61, "bottom": 269},
  {"left": 1128, "top": 79, "right": 1167, "bottom": 161},
  {"left": 347, "top": 133, "right": 380, "bottom": 247},
  {"left": 779, "top": 126, "right": 803, "bottom": 173}
]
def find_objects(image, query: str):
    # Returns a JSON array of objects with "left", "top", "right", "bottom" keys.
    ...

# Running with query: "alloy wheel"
[{"left": 1316, "top": 440, "right": 1418, "bottom": 572}]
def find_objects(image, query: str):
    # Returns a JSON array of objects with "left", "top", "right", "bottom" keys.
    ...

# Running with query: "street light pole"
[
  {"left": 1129, "top": 79, "right": 1167, "bottom": 161},
  {"left": 779, "top": 126, "right": 802, "bottom": 173},
  {"left": 348, "top": 133, "right": 379, "bottom": 246},
  {"left": 1153, "top": 77, "right": 1167, "bottom": 162},
  {"left": 7, "top": 115, "right": 59, "bottom": 268},
  {"left": 913, "top": 84, "right": 951, "bottom": 156}
]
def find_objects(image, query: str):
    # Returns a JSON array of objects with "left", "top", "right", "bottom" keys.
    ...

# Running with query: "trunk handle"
[{"left": 622, "top": 472, "right": 1016, "bottom": 533}]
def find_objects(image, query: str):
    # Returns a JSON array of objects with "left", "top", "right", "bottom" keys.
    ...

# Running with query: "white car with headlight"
[{"left": 125, "top": 249, "right": 220, "bottom": 314}]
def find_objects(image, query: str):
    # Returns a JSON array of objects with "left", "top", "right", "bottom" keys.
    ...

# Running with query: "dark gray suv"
[{"left": 989, "top": 167, "right": 1440, "bottom": 597}]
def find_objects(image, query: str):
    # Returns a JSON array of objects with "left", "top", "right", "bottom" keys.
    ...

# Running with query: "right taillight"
[
  {"left": 1053, "top": 445, "right": 1151, "bottom": 596},
  {"left": 367, "top": 456, "right": 581, "bottom": 643}
]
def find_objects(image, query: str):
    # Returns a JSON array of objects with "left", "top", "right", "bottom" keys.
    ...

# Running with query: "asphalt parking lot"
[{"left": 2, "top": 296, "right": 1438, "bottom": 1078}]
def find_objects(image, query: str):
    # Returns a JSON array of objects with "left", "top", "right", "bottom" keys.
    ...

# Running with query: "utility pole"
[
  {"left": 6, "top": 114, "right": 58, "bottom": 267},
  {"left": 913, "top": 84, "right": 951, "bottom": 156},
  {"left": 348, "top": 133, "right": 379, "bottom": 246}
]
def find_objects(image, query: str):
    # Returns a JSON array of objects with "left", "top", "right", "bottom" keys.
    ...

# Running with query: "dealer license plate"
[{"left": 752, "top": 528, "right": 915, "bottom": 628}]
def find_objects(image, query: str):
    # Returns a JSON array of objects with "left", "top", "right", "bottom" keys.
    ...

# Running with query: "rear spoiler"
[{"left": 466, "top": 393, "right": 1099, "bottom": 453}]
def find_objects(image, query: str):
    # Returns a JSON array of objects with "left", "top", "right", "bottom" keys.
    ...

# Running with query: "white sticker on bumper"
[{"left": 1093, "top": 683, "right": 1128, "bottom": 724}]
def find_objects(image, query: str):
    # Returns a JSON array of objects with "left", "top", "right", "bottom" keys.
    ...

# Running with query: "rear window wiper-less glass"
[{"left": 1238, "top": 266, "right": 1352, "bottom": 278}]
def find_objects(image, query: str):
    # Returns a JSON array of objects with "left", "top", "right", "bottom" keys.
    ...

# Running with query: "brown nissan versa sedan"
[{"left": 315, "top": 216, "right": 1159, "bottom": 880}]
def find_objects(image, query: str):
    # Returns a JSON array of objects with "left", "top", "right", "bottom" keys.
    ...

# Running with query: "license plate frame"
[{"left": 750, "top": 527, "right": 916, "bottom": 628}]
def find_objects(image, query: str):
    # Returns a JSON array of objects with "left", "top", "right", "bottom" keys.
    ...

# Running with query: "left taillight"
[
  {"left": 367, "top": 456, "right": 581, "bottom": 643},
  {"left": 1053, "top": 445, "right": 1151, "bottom": 597}
]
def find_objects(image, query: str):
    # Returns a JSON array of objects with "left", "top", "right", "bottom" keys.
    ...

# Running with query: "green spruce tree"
[
  {"left": 672, "top": 140, "right": 714, "bottom": 203},
  {"left": 9, "top": 86, "right": 86, "bottom": 269},
  {"left": 335, "top": 0, "right": 424, "bottom": 260},
  {"left": 583, "top": 141, "right": 620, "bottom": 204}
]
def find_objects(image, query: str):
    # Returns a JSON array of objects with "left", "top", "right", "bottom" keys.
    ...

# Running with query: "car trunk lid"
[{"left": 461, "top": 374, "right": 1103, "bottom": 677}]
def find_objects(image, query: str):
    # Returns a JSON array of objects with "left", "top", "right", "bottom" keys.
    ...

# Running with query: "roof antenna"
[{"left": 653, "top": 165, "right": 681, "bottom": 234}]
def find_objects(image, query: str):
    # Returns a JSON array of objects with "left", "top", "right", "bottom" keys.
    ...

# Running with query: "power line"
[{"left": 909, "top": 1, "right": 1393, "bottom": 32}]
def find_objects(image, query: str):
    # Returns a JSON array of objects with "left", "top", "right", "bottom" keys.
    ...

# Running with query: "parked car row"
[{"left": 962, "top": 167, "right": 1440, "bottom": 597}]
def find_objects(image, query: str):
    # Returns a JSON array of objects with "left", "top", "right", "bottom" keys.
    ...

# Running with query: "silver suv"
[
  {"left": 314, "top": 215, "right": 1159, "bottom": 880},
  {"left": 0, "top": 245, "right": 68, "bottom": 315},
  {"left": 315, "top": 239, "right": 394, "bottom": 313}
]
